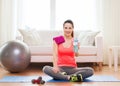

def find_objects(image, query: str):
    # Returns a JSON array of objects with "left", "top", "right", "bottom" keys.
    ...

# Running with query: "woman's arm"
[
  {"left": 52, "top": 40, "right": 59, "bottom": 73},
  {"left": 75, "top": 42, "right": 80, "bottom": 57}
]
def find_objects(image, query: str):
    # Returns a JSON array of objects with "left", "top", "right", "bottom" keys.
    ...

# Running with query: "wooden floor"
[{"left": 0, "top": 63, "right": 120, "bottom": 86}]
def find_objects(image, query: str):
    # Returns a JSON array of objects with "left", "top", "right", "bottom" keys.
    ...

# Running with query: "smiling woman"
[{"left": 42, "top": 19, "right": 94, "bottom": 82}]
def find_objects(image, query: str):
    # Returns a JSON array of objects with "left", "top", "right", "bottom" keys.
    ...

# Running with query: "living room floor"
[{"left": 0, "top": 63, "right": 120, "bottom": 86}]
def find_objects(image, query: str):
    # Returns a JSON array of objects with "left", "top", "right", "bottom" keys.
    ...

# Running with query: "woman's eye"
[{"left": 65, "top": 27, "right": 67, "bottom": 29}]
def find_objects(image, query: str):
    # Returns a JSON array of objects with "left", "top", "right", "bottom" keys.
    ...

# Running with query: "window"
[
  {"left": 21, "top": 0, "right": 50, "bottom": 30},
  {"left": 56, "top": 0, "right": 97, "bottom": 30},
  {"left": 20, "top": 0, "right": 97, "bottom": 30}
]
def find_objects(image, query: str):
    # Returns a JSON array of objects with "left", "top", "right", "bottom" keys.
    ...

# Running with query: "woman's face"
[{"left": 63, "top": 23, "right": 73, "bottom": 37}]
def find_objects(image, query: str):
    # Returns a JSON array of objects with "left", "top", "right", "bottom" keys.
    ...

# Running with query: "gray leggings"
[{"left": 42, "top": 66, "right": 94, "bottom": 81}]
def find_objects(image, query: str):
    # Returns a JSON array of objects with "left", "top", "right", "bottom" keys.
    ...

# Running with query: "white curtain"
[
  {"left": 0, "top": 0, "right": 17, "bottom": 45},
  {"left": 101, "top": 0, "right": 120, "bottom": 64}
]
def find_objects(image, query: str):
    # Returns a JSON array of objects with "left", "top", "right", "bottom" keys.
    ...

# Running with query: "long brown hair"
[{"left": 63, "top": 19, "right": 74, "bottom": 37}]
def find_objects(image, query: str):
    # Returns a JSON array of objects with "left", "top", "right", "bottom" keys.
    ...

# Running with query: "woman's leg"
[
  {"left": 42, "top": 65, "right": 69, "bottom": 80},
  {"left": 57, "top": 66, "right": 94, "bottom": 81},
  {"left": 74, "top": 67, "right": 94, "bottom": 79},
  {"left": 68, "top": 67, "right": 94, "bottom": 80}
]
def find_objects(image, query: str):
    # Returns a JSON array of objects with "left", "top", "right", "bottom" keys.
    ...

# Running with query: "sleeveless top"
[{"left": 57, "top": 41, "right": 77, "bottom": 67}]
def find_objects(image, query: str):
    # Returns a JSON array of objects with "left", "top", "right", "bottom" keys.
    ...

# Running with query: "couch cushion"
[{"left": 29, "top": 46, "right": 52, "bottom": 55}]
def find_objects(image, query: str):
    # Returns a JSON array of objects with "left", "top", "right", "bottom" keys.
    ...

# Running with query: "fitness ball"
[{"left": 0, "top": 40, "right": 31, "bottom": 73}]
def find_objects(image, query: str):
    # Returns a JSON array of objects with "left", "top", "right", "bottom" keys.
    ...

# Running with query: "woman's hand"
[{"left": 52, "top": 66, "right": 59, "bottom": 73}]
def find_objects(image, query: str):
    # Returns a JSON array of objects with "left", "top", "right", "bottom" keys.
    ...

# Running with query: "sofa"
[{"left": 17, "top": 29, "right": 103, "bottom": 70}]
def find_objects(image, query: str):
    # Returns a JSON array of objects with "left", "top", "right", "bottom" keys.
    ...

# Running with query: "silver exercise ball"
[{"left": 0, "top": 40, "right": 31, "bottom": 73}]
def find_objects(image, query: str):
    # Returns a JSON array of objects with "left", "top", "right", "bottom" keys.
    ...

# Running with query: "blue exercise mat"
[{"left": 0, "top": 75, "right": 120, "bottom": 83}]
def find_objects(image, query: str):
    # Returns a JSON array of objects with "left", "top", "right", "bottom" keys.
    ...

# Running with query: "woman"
[{"left": 42, "top": 19, "right": 94, "bottom": 82}]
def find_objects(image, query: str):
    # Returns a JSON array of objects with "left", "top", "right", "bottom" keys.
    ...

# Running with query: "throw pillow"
[
  {"left": 78, "top": 31, "right": 100, "bottom": 46},
  {"left": 18, "top": 29, "right": 42, "bottom": 46}
]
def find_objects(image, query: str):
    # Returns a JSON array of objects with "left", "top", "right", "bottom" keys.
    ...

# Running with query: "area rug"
[{"left": 0, "top": 75, "right": 120, "bottom": 83}]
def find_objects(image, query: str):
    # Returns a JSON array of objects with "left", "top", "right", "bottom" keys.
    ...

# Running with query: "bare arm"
[{"left": 52, "top": 40, "right": 59, "bottom": 73}]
